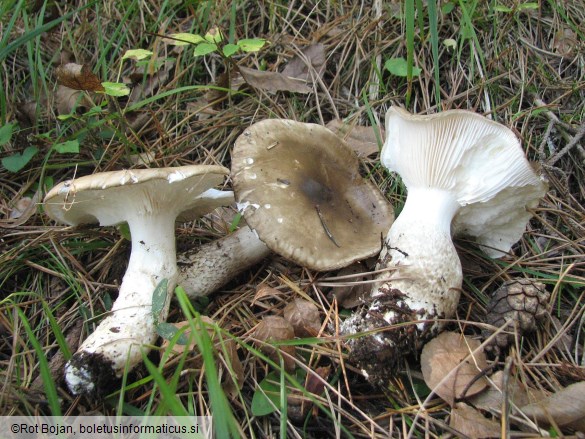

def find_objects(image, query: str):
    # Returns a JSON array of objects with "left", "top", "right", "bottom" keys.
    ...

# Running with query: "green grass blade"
[
  {"left": 0, "top": 1, "right": 97, "bottom": 63},
  {"left": 175, "top": 288, "right": 240, "bottom": 439},
  {"left": 16, "top": 307, "right": 62, "bottom": 415},
  {"left": 405, "top": 0, "right": 416, "bottom": 106},
  {"left": 427, "top": 0, "right": 441, "bottom": 106}
]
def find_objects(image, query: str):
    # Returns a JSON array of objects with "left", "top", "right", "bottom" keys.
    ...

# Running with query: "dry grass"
[{"left": 1, "top": 0, "right": 584, "bottom": 437}]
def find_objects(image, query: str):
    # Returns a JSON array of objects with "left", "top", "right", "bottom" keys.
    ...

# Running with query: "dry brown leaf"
[
  {"left": 305, "top": 366, "right": 330, "bottom": 396},
  {"left": 0, "top": 191, "right": 41, "bottom": 229},
  {"left": 552, "top": 28, "right": 578, "bottom": 57},
  {"left": 55, "top": 85, "right": 92, "bottom": 115},
  {"left": 281, "top": 43, "right": 326, "bottom": 82},
  {"left": 288, "top": 366, "right": 331, "bottom": 422},
  {"left": 239, "top": 66, "right": 311, "bottom": 94},
  {"left": 220, "top": 339, "right": 245, "bottom": 399},
  {"left": 55, "top": 63, "right": 105, "bottom": 92},
  {"left": 326, "top": 119, "right": 383, "bottom": 157},
  {"left": 283, "top": 299, "right": 321, "bottom": 337},
  {"left": 9, "top": 197, "right": 33, "bottom": 219},
  {"left": 520, "top": 381, "right": 585, "bottom": 431},
  {"left": 449, "top": 402, "right": 502, "bottom": 439},
  {"left": 421, "top": 331, "right": 489, "bottom": 406},
  {"left": 253, "top": 315, "right": 296, "bottom": 372},
  {"left": 469, "top": 370, "right": 547, "bottom": 413}
]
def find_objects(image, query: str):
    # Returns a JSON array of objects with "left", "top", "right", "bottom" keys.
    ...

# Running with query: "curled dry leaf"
[
  {"left": 325, "top": 119, "right": 383, "bottom": 158},
  {"left": 55, "top": 85, "right": 92, "bottom": 115},
  {"left": 9, "top": 197, "right": 33, "bottom": 219},
  {"left": 239, "top": 66, "right": 311, "bottom": 94},
  {"left": 283, "top": 299, "right": 321, "bottom": 337},
  {"left": 55, "top": 63, "right": 105, "bottom": 92},
  {"left": 421, "top": 331, "right": 489, "bottom": 406},
  {"left": 281, "top": 43, "right": 326, "bottom": 82},
  {"left": 520, "top": 380, "right": 585, "bottom": 431},
  {"left": 449, "top": 402, "right": 501, "bottom": 439},
  {"left": 219, "top": 339, "right": 245, "bottom": 399},
  {"left": 253, "top": 315, "right": 296, "bottom": 372}
]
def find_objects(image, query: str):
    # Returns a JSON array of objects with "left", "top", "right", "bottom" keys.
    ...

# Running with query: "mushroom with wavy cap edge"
[{"left": 342, "top": 107, "right": 547, "bottom": 384}]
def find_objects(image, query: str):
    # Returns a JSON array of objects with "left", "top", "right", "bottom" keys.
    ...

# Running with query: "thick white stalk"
[
  {"left": 64, "top": 214, "right": 177, "bottom": 396},
  {"left": 177, "top": 226, "right": 270, "bottom": 298},
  {"left": 342, "top": 188, "right": 463, "bottom": 382}
]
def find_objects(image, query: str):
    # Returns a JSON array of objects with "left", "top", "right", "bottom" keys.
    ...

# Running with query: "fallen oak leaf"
[{"left": 55, "top": 63, "right": 105, "bottom": 92}]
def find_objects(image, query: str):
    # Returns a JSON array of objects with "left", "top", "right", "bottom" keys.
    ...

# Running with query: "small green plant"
[{"left": 166, "top": 28, "right": 266, "bottom": 58}]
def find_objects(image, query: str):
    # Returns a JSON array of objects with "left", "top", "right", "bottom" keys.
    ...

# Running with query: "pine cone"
[{"left": 484, "top": 279, "right": 549, "bottom": 356}]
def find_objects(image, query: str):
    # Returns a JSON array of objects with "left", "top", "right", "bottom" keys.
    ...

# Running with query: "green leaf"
[
  {"left": 101, "top": 82, "right": 131, "bottom": 96},
  {"left": 122, "top": 49, "right": 153, "bottom": 61},
  {"left": 384, "top": 57, "right": 422, "bottom": 77},
  {"left": 53, "top": 139, "right": 79, "bottom": 154},
  {"left": 229, "top": 212, "right": 242, "bottom": 233},
  {"left": 237, "top": 38, "right": 266, "bottom": 52},
  {"left": 204, "top": 28, "right": 223, "bottom": 43},
  {"left": 251, "top": 371, "right": 283, "bottom": 416},
  {"left": 494, "top": 4, "right": 513, "bottom": 12},
  {"left": 519, "top": 2, "right": 539, "bottom": 10},
  {"left": 117, "top": 222, "right": 131, "bottom": 241},
  {"left": 1, "top": 146, "right": 38, "bottom": 172},
  {"left": 151, "top": 278, "right": 169, "bottom": 325},
  {"left": 193, "top": 43, "right": 217, "bottom": 56},
  {"left": 222, "top": 43, "right": 240, "bottom": 57},
  {"left": 156, "top": 322, "right": 190, "bottom": 345},
  {"left": 167, "top": 33, "right": 206, "bottom": 46},
  {"left": 0, "top": 122, "right": 14, "bottom": 145}
]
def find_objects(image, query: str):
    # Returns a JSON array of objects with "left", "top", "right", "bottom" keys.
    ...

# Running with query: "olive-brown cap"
[{"left": 231, "top": 119, "right": 394, "bottom": 271}]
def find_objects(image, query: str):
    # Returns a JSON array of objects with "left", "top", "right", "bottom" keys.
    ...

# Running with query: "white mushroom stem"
[
  {"left": 341, "top": 188, "right": 463, "bottom": 381},
  {"left": 177, "top": 226, "right": 270, "bottom": 297},
  {"left": 65, "top": 214, "right": 177, "bottom": 395},
  {"left": 372, "top": 187, "right": 462, "bottom": 331}
]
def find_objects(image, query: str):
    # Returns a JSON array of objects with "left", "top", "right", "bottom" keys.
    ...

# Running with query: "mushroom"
[
  {"left": 43, "top": 165, "right": 230, "bottom": 396},
  {"left": 177, "top": 225, "right": 270, "bottom": 296},
  {"left": 176, "top": 119, "right": 395, "bottom": 298},
  {"left": 231, "top": 118, "right": 394, "bottom": 271},
  {"left": 342, "top": 106, "right": 547, "bottom": 383}
]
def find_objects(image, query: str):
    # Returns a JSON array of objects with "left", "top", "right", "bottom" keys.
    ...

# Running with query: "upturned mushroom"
[
  {"left": 342, "top": 106, "right": 547, "bottom": 383},
  {"left": 43, "top": 165, "right": 229, "bottom": 396},
  {"left": 177, "top": 119, "right": 395, "bottom": 297}
]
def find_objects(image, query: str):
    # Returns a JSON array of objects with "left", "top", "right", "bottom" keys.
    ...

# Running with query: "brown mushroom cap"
[
  {"left": 231, "top": 119, "right": 394, "bottom": 271},
  {"left": 44, "top": 165, "right": 229, "bottom": 226}
]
